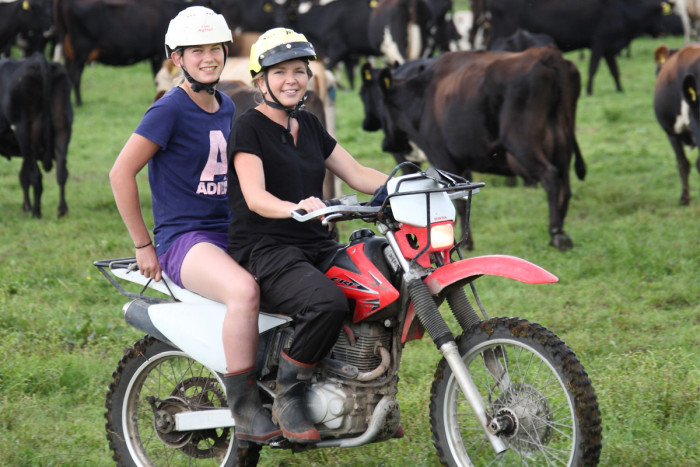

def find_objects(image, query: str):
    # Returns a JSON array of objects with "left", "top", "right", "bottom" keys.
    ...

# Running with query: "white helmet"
[{"left": 164, "top": 6, "right": 232, "bottom": 56}]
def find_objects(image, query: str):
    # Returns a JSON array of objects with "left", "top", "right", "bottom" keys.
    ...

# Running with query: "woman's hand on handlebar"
[{"left": 294, "top": 196, "right": 327, "bottom": 219}]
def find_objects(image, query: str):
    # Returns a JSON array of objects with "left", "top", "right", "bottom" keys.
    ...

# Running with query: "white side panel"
[
  {"left": 150, "top": 303, "right": 228, "bottom": 373},
  {"left": 149, "top": 303, "right": 291, "bottom": 374}
]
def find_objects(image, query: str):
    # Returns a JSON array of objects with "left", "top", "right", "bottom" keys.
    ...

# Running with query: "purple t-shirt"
[{"left": 134, "top": 87, "right": 235, "bottom": 256}]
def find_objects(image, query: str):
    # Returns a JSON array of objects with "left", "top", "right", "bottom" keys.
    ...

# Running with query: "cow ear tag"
[
  {"left": 688, "top": 86, "right": 697, "bottom": 103},
  {"left": 661, "top": 2, "right": 672, "bottom": 15},
  {"left": 23, "top": 0, "right": 30, "bottom": 10},
  {"left": 383, "top": 76, "right": 391, "bottom": 89},
  {"left": 264, "top": 2, "right": 273, "bottom": 13},
  {"left": 363, "top": 68, "right": 372, "bottom": 82}
]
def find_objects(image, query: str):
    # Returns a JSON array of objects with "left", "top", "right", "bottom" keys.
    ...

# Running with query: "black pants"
[{"left": 245, "top": 237, "right": 348, "bottom": 365}]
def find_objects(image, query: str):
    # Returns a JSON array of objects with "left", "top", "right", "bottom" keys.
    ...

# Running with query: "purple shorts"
[{"left": 158, "top": 230, "right": 228, "bottom": 288}]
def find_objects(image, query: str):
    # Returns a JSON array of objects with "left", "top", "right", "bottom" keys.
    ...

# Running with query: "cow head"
[
  {"left": 654, "top": 44, "right": 679, "bottom": 75},
  {"left": 359, "top": 63, "right": 413, "bottom": 155},
  {"left": 629, "top": 0, "right": 674, "bottom": 38},
  {"left": 360, "top": 63, "right": 384, "bottom": 132}
]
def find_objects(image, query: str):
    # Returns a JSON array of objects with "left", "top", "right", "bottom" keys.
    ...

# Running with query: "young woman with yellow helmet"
[{"left": 226, "top": 27, "right": 388, "bottom": 444}]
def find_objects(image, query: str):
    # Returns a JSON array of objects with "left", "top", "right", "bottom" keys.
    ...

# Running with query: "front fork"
[{"left": 407, "top": 279, "right": 508, "bottom": 456}]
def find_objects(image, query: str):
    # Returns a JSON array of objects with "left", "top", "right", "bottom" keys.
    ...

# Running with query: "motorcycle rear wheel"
[
  {"left": 105, "top": 336, "right": 261, "bottom": 466},
  {"left": 430, "top": 317, "right": 601, "bottom": 466}
]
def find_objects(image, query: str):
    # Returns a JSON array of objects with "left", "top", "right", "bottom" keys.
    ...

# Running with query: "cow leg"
[
  {"left": 55, "top": 147, "right": 69, "bottom": 217},
  {"left": 668, "top": 136, "right": 691, "bottom": 205},
  {"left": 19, "top": 157, "right": 43, "bottom": 218},
  {"left": 52, "top": 97, "right": 71, "bottom": 217},
  {"left": 586, "top": 49, "right": 603, "bottom": 95},
  {"left": 65, "top": 59, "right": 86, "bottom": 107},
  {"left": 696, "top": 153, "right": 700, "bottom": 200},
  {"left": 603, "top": 53, "right": 623, "bottom": 93},
  {"left": 538, "top": 162, "right": 572, "bottom": 251},
  {"left": 344, "top": 58, "right": 358, "bottom": 90}
]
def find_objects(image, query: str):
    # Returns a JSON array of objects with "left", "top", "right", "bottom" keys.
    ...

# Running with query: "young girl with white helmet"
[
  {"left": 109, "top": 6, "right": 281, "bottom": 445},
  {"left": 227, "top": 27, "right": 388, "bottom": 444}
]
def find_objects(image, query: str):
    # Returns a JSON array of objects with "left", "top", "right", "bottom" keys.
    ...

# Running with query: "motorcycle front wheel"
[
  {"left": 105, "top": 336, "right": 260, "bottom": 466},
  {"left": 430, "top": 317, "right": 601, "bottom": 466}
]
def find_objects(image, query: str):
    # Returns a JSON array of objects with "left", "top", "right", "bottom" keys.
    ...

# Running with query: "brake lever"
[{"left": 322, "top": 213, "right": 344, "bottom": 226}]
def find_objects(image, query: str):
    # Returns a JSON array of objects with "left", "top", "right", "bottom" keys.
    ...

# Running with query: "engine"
[{"left": 305, "top": 321, "right": 400, "bottom": 438}]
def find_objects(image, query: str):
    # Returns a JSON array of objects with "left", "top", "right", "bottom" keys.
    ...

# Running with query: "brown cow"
[
  {"left": 360, "top": 47, "right": 586, "bottom": 251},
  {"left": 653, "top": 43, "right": 700, "bottom": 205}
]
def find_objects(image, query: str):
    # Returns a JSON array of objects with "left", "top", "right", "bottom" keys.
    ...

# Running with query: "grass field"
[{"left": 1, "top": 32, "right": 699, "bottom": 466}]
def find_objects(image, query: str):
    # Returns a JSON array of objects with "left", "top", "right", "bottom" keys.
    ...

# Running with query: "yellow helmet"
[{"left": 249, "top": 28, "right": 316, "bottom": 77}]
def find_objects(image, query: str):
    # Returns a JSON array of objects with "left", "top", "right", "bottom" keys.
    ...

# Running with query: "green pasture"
[{"left": 1, "top": 34, "right": 699, "bottom": 465}]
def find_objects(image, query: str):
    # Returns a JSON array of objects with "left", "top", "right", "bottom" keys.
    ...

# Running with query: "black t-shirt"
[{"left": 227, "top": 108, "right": 337, "bottom": 262}]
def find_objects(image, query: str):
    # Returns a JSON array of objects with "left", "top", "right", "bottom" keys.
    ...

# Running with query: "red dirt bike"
[{"left": 95, "top": 164, "right": 601, "bottom": 466}]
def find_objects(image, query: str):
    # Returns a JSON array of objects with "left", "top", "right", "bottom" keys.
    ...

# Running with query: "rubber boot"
[
  {"left": 271, "top": 351, "right": 321, "bottom": 444},
  {"left": 222, "top": 368, "right": 282, "bottom": 444}
]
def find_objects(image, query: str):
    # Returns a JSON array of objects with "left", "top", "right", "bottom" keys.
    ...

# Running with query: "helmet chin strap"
[
  {"left": 182, "top": 67, "right": 219, "bottom": 95},
  {"left": 263, "top": 72, "right": 308, "bottom": 143}
]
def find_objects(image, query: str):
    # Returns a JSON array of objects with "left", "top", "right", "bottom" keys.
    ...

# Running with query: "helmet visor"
[{"left": 259, "top": 42, "right": 317, "bottom": 70}]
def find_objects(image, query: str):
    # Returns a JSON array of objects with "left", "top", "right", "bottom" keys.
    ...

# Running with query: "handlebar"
[
  {"left": 291, "top": 204, "right": 381, "bottom": 224},
  {"left": 290, "top": 166, "right": 484, "bottom": 225}
]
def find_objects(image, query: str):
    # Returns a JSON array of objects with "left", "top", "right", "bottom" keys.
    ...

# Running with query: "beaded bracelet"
[{"left": 135, "top": 240, "right": 153, "bottom": 249}]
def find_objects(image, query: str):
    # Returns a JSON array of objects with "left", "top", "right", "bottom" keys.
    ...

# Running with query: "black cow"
[
  {"left": 0, "top": 0, "right": 54, "bottom": 57},
  {"left": 0, "top": 53, "right": 72, "bottom": 217},
  {"left": 486, "top": 0, "right": 669, "bottom": 95},
  {"left": 54, "top": 0, "right": 206, "bottom": 106},
  {"left": 653, "top": 43, "right": 700, "bottom": 205},
  {"left": 360, "top": 47, "right": 586, "bottom": 250}
]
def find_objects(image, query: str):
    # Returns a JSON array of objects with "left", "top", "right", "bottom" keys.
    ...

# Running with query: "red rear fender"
[{"left": 424, "top": 255, "right": 558, "bottom": 294}]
